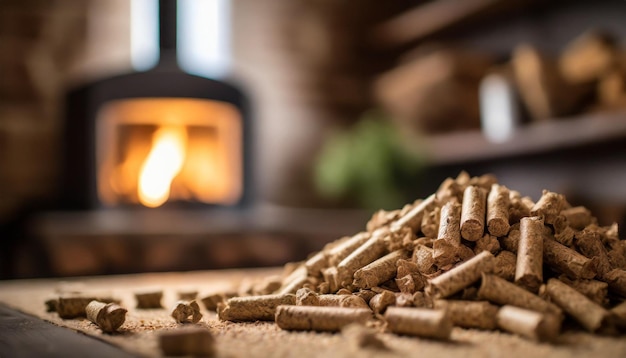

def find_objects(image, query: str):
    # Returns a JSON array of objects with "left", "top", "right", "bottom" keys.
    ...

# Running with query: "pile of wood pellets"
[
  {"left": 44, "top": 172, "right": 626, "bottom": 354},
  {"left": 217, "top": 172, "right": 626, "bottom": 342}
]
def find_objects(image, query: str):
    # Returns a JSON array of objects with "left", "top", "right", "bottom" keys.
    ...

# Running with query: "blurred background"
[{"left": 1, "top": 0, "right": 625, "bottom": 279}]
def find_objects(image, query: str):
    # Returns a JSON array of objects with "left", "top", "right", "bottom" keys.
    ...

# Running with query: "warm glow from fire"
[
  {"left": 97, "top": 98, "right": 243, "bottom": 208},
  {"left": 138, "top": 126, "right": 187, "bottom": 207}
]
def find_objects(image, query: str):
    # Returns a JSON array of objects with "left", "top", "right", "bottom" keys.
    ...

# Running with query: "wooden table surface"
[{"left": 1, "top": 269, "right": 626, "bottom": 358}]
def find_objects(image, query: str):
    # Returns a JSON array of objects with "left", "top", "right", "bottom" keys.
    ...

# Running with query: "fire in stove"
[{"left": 96, "top": 98, "right": 243, "bottom": 208}]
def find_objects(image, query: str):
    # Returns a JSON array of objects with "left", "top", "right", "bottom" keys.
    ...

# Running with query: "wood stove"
[{"left": 62, "top": 0, "right": 251, "bottom": 210}]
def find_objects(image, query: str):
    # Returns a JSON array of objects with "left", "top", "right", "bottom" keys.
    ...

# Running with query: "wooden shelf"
[{"left": 416, "top": 110, "right": 626, "bottom": 166}]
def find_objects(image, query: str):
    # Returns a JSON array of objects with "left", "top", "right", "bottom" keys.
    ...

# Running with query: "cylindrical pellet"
[
  {"left": 433, "top": 300, "right": 499, "bottom": 330},
  {"left": 487, "top": 184, "right": 510, "bottom": 237},
  {"left": 304, "top": 251, "right": 328, "bottom": 277},
  {"left": 337, "top": 232, "right": 388, "bottom": 287},
  {"left": 353, "top": 250, "right": 409, "bottom": 289},
  {"left": 496, "top": 305, "right": 560, "bottom": 342},
  {"left": 86, "top": 300, "right": 127, "bottom": 333},
  {"left": 277, "top": 266, "right": 308, "bottom": 295},
  {"left": 135, "top": 290, "right": 163, "bottom": 309},
  {"left": 384, "top": 307, "right": 452, "bottom": 339},
  {"left": 275, "top": 305, "right": 371, "bottom": 332},
  {"left": 574, "top": 229, "right": 612, "bottom": 277},
  {"left": 530, "top": 190, "right": 566, "bottom": 225},
  {"left": 327, "top": 232, "right": 371, "bottom": 267},
  {"left": 433, "top": 201, "right": 462, "bottom": 266},
  {"left": 478, "top": 274, "right": 562, "bottom": 315},
  {"left": 421, "top": 206, "right": 440, "bottom": 238},
  {"left": 543, "top": 237, "right": 596, "bottom": 279},
  {"left": 561, "top": 206, "right": 594, "bottom": 230},
  {"left": 159, "top": 327, "right": 215, "bottom": 357},
  {"left": 427, "top": 251, "right": 495, "bottom": 299},
  {"left": 369, "top": 291, "right": 396, "bottom": 314},
  {"left": 516, "top": 217, "right": 544, "bottom": 293},
  {"left": 171, "top": 300, "right": 202, "bottom": 324},
  {"left": 217, "top": 294, "right": 296, "bottom": 322},
  {"left": 461, "top": 186, "right": 487, "bottom": 241},
  {"left": 390, "top": 194, "right": 436, "bottom": 234},
  {"left": 545, "top": 278, "right": 612, "bottom": 332}
]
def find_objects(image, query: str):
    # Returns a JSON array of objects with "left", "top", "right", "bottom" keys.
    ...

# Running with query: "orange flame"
[{"left": 137, "top": 126, "right": 187, "bottom": 208}]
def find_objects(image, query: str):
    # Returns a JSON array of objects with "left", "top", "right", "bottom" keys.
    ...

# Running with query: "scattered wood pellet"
[
  {"left": 478, "top": 274, "right": 562, "bottom": 316},
  {"left": 515, "top": 216, "right": 544, "bottom": 293},
  {"left": 201, "top": 293, "right": 228, "bottom": 311},
  {"left": 496, "top": 305, "right": 561, "bottom": 342},
  {"left": 545, "top": 278, "right": 614, "bottom": 333},
  {"left": 217, "top": 294, "right": 296, "bottom": 322},
  {"left": 460, "top": 186, "right": 487, "bottom": 241},
  {"left": 531, "top": 190, "right": 566, "bottom": 225},
  {"left": 56, "top": 296, "right": 100, "bottom": 319},
  {"left": 384, "top": 307, "right": 452, "bottom": 340},
  {"left": 86, "top": 300, "right": 127, "bottom": 333},
  {"left": 433, "top": 300, "right": 499, "bottom": 330},
  {"left": 353, "top": 250, "right": 409, "bottom": 289},
  {"left": 369, "top": 291, "right": 396, "bottom": 314},
  {"left": 275, "top": 305, "right": 371, "bottom": 332},
  {"left": 487, "top": 184, "right": 510, "bottom": 237},
  {"left": 171, "top": 300, "right": 202, "bottom": 324},
  {"left": 135, "top": 290, "right": 163, "bottom": 309},
  {"left": 427, "top": 251, "right": 495, "bottom": 299},
  {"left": 177, "top": 290, "right": 198, "bottom": 301},
  {"left": 561, "top": 206, "right": 595, "bottom": 230},
  {"left": 389, "top": 194, "right": 436, "bottom": 234},
  {"left": 337, "top": 231, "right": 389, "bottom": 288},
  {"left": 543, "top": 236, "right": 596, "bottom": 279},
  {"left": 433, "top": 200, "right": 463, "bottom": 266},
  {"left": 159, "top": 327, "right": 215, "bottom": 357},
  {"left": 558, "top": 275, "right": 609, "bottom": 306}
]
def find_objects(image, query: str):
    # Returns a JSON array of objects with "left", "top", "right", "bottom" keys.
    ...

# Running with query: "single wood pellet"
[
  {"left": 545, "top": 278, "right": 613, "bottom": 333},
  {"left": 478, "top": 274, "right": 562, "bottom": 315},
  {"left": 427, "top": 251, "right": 495, "bottom": 299},
  {"left": 487, "top": 184, "right": 510, "bottom": 237},
  {"left": 159, "top": 327, "right": 215, "bottom": 357},
  {"left": 353, "top": 249, "right": 409, "bottom": 289},
  {"left": 86, "top": 300, "right": 127, "bottom": 333},
  {"left": 531, "top": 190, "right": 567, "bottom": 225},
  {"left": 135, "top": 290, "right": 163, "bottom": 309},
  {"left": 384, "top": 307, "right": 452, "bottom": 339},
  {"left": 57, "top": 296, "right": 99, "bottom": 319},
  {"left": 369, "top": 290, "right": 396, "bottom": 314},
  {"left": 433, "top": 200, "right": 463, "bottom": 266},
  {"left": 496, "top": 305, "right": 561, "bottom": 342},
  {"left": 460, "top": 186, "right": 487, "bottom": 241},
  {"left": 389, "top": 194, "right": 436, "bottom": 234},
  {"left": 327, "top": 232, "right": 371, "bottom": 267},
  {"left": 574, "top": 229, "right": 613, "bottom": 277},
  {"left": 337, "top": 232, "right": 388, "bottom": 288},
  {"left": 516, "top": 216, "right": 544, "bottom": 293},
  {"left": 275, "top": 305, "right": 372, "bottom": 332},
  {"left": 171, "top": 300, "right": 202, "bottom": 324},
  {"left": 543, "top": 236, "right": 596, "bottom": 279},
  {"left": 218, "top": 294, "right": 296, "bottom": 322},
  {"left": 561, "top": 206, "right": 595, "bottom": 230},
  {"left": 433, "top": 300, "right": 499, "bottom": 330}
]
